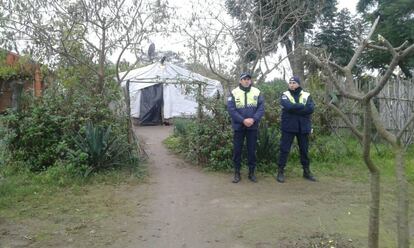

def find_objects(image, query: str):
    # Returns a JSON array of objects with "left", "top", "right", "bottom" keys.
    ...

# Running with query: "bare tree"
[
  {"left": 1, "top": 0, "right": 169, "bottom": 92},
  {"left": 308, "top": 17, "right": 414, "bottom": 248},
  {"left": 181, "top": 0, "right": 315, "bottom": 92}
]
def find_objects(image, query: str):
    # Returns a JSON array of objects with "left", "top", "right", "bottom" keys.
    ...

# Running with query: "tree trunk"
[
  {"left": 363, "top": 103, "right": 380, "bottom": 248},
  {"left": 98, "top": 20, "right": 107, "bottom": 94},
  {"left": 368, "top": 171, "right": 380, "bottom": 248},
  {"left": 292, "top": 27, "right": 305, "bottom": 85},
  {"left": 395, "top": 146, "right": 410, "bottom": 248},
  {"left": 371, "top": 102, "right": 410, "bottom": 248},
  {"left": 285, "top": 28, "right": 305, "bottom": 85}
]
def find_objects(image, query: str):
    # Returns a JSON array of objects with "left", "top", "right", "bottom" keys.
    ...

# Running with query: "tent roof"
[{"left": 120, "top": 62, "right": 221, "bottom": 91}]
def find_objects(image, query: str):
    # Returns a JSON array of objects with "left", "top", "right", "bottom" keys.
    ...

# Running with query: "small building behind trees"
[{"left": 0, "top": 51, "right": 44, "bottom": 112}]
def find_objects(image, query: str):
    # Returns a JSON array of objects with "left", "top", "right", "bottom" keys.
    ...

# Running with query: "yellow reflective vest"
[
  {"left": 283, "top": 90, "right": 310, "bottom": 105},
  {"left": 231, "top": 87, "right": 261, "bottom": 108}
]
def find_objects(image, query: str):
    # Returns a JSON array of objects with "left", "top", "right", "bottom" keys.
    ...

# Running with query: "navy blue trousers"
[
  {"left": 278, "top": 131, "right": 310, "bottom": 169},
  {"left": 233, "top": 129, "right": 257, "bottom": 173}
]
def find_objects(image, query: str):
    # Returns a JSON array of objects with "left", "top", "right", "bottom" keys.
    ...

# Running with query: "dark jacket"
[
  {"left": 227, "top": 84, "right": 265, "bottom": 131},
  {"left": 280, "top": 87, "right": 314, "bottom": 134}
]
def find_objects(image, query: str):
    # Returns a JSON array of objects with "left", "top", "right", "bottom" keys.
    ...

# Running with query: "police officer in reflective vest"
[
  {"left": 276, "top": 76, "right": 316, "bottom": 183},
  {"left": 227, "top": 72, "right": 265, "bottom": 183}
]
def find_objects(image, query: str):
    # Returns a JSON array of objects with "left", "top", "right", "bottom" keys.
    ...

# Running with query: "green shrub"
[
  {"left": 168, "top": 99, "right": 233, "bottom": 170},
  {"left": 0, "top": 81, "right": 139, "bottom": 177},
  {"left": 2, "top": 100, "right": 66, "bottom": 171},
  {"left": 173, "top": 118, "right": 193, "bottom": 137},
  {"left": 0, "top": 121, "right": 7, "bottom": 167},
  {"left": 257, "top": 79, "right": 285, "bottom": 126}
]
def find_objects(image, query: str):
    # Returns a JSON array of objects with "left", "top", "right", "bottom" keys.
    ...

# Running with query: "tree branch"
[
  {"left": 328, "top": 60, "right": 346, "bottom": 73},
  {"left": 362, "top": 102, "right": 379, "bottom": 174},
  {"left": 370, "top": 101, "right": 397, "bottom": 144},
  {"left": 307, "top": 51, "right": 363, "bottom": 101},
  {"left": 346, "top": 16, "right": 380, "bottom": 72},
  {"left": 367, "top": 43, "right": 387, "bottom": 51},
  {"left": 396, "top": 41, "right": 409, "bottom": 51},
  {"left": 365, "top": 43, "right": 414, "bottom": 100},
  {"left": 328, "top": 102, "right": 363, "bottom": 140},
  {"left": 401, "top": 43, "right": 414, "bottom": 58},
  {"left": 257, "top": 50, "right": 294, "bottom": 82}
]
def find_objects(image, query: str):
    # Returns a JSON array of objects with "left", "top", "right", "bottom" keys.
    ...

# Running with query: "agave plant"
[{"left": 73, "top": 122, "right": 129, "bottom": 176}]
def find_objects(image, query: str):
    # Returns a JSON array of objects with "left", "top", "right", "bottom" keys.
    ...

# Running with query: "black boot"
[
  {"left": 276, "top": 167, "right": 285, "bottom": 183},
  {"left": 303, "top": 167, "right": 316, "bottom": 182},
  {"left": 232, "top": 172, "right": 241, "bottom": 183},
  {"left": 248, "top": 170, "right": 257, "bottom": 183}
]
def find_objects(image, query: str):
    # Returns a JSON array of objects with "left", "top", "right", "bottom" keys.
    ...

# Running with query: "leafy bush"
[
  {"left": 0, "top": 121, "right": 8, "bottom": 167},
  {"left": 0, "top": 81, "right": 139, "bottom": 177},
  {"left": 256, "top": 79, "right": 286, "bottom": 126},
  {"left": 306, "top": 75, "right": 339, "bottom": 135},
  {"left": 168, "top": 99, "right": 233, "bottom": 170},
  {"left": 2, "top": 96, "right": 67, "bottom": 171},
  {"left": 173, "top": 118, "right": 193, "bottom": 137}
]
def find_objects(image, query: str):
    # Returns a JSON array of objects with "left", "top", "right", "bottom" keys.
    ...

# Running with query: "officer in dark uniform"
[
  {"left": 227, "top": 72, "right": 265, "bottom": 183},
  {"left": 276, "top": 76, "right": 316, "bottom": 183}
]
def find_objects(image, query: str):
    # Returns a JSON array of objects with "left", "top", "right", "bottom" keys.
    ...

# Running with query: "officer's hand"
[
  {"left": 243, "top": 118, "right": 254, "bottom": 127},
  {"left": 248, "top": 118, "right": 255, "bottom": 126}
]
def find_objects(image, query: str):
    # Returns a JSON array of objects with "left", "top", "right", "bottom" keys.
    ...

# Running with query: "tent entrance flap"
[{"left": 139, "top": 84, "right": 163, "bottom": 125}]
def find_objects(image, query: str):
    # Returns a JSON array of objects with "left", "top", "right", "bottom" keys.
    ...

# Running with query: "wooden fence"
[
  {"left": 376, "top": 78, "right": 414, "bottom": 143},
  {"left": 333, "top": 77, "right": 414, "bottom": 144}
]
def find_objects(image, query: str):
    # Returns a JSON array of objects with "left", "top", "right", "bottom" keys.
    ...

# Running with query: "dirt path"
[{"left": 110, "top": 126, "right": 368, "bottom": 248}]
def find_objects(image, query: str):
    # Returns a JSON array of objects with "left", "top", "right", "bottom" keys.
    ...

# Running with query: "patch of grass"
[
  {"left": 163, "top": 136, "right": 182, "bottom": 153},
  {"left": 0, "top": 162, "right": 144, "bottom": 219},
  {"left": 261, "top": 133, "right": 414, "bottom": 183},
  {"left": 403, "top": 145, "right": 414, "bottom": 182}
]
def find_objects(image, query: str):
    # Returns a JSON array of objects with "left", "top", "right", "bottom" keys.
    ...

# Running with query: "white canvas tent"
[{"left": 120, "top": 62, "right": 222, "bottom": 125}]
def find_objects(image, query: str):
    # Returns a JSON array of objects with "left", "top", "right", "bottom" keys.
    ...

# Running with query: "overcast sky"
[
  {"left": 120, "top": 0, "right": 360, "bottom": 79},
  {"left": 156, "top": 0, "right": 360, "bottom": 54},
  {"left": 337, "top": 0, "right": 358, "bottom": 13}
]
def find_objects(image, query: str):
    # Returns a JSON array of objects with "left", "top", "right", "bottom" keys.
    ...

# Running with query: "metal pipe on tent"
[
  {"left": 124, "top": 79, "right": 133, "bottom": 144},
  {"left": 197, "top": 82, "right": 203, "bottom": 121}
]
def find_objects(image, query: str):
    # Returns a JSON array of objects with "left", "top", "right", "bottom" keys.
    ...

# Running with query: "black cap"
[
  {"left": 289, "top": 76, "right": 300, "bottom": 85},
  {"left": 240, "top": 72, "right": 252, "bottom": 80}
]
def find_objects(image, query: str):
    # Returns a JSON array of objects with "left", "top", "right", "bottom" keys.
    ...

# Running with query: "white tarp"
[{"left": 120, "top": 62, "right": 222, "bottom": 118}]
